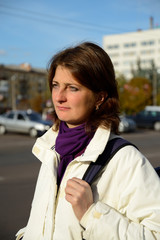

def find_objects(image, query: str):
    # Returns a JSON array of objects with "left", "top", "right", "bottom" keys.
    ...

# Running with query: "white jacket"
[{"left": 16, "top": 126, "right": 160, "bottom": 240}]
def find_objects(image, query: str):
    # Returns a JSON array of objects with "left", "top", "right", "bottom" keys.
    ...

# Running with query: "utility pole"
[
  {"left": 11, "top": 75, "right": 17, "bottom": 110},
  {"left": 152, "top": 69, "right": 157, "bottom": 105}
]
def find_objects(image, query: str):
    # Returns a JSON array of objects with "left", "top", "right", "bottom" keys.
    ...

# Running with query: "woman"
[{"left": 16, "top": 42, "right": 160, "bottom": 240}]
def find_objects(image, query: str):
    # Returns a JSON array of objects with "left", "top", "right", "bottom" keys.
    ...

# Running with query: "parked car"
[
  {"left": 128, "top": 106, "right": 160, "bottom": 131},
  {"left": 0, "top": 109, "right": 53, "bottom": 137},
  {"left": 119, "top": 115, "right": 136, "bottom": 133}
]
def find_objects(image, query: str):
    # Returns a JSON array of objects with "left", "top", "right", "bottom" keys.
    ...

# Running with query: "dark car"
[
  {"left": 128, "top": 106, "right": 160, "bottom": 131},
  {"left": 0, "top": 109, "right": 53, "bottom": 137}
]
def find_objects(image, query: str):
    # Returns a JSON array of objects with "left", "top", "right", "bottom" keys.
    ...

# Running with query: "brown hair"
[{"left": 47, "top": 42, "right": 120, "bottom": 134}]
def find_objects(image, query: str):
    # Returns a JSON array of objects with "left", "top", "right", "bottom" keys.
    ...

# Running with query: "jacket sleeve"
[{"left": 80, "top": 147, "right": 160, "bottom": 240}]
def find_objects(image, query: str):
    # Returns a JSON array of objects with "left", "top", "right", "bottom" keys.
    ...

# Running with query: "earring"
[{"left": 96, "top": 105, "right": 99, "bottom": 111}]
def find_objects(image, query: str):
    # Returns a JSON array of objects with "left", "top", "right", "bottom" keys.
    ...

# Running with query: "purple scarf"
[{"left": 55, "top": 121, "right": 94, "bottom": 185}]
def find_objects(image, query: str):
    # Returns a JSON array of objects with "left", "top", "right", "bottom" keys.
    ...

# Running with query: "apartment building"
[
  {"left": 0, "top": 63, "right": 47, "bottom": 112},
  {"left": 103, "top": 28, "right": 160, "bottom": 79}
]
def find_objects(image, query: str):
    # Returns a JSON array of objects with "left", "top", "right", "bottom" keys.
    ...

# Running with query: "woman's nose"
[{"left": 55, "top": 89, "right": 67, "bottom": 102}]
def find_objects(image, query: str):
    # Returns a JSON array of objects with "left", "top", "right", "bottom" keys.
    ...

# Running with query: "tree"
[
  {"left": 131, "top": 59, "right": 160, "bottom": 106},
  {"left": 29, "top": 94, "right": 43, "bottom": 113},
  {"left": 119, "top": 77, "right": 152, "bottom": 114}
]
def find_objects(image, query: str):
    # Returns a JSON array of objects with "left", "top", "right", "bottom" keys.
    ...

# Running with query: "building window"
[
  {"left": 106, "top": 44, "right": 119, "bottom": 50},
  {"left": 109, "top": 53, "right": 119, "bottom": 58},
  {"left": 141, "top": 59, "right": 152, "bottom": 64},
  {"left": 140, "top": 49, "right": 154, "bottom": 54},
  {"left": 113, "top": 61, "right": 119, "bottom": 66},
  {"left": 123, "top": 42, "right": 136, "bottom": 48},
  {"left": 141, "top": 59, "right": 153, "bottom": 67},
  {"left": 141, "top": 40, "right": 155, "bottom": 46},
  {"left": 0, "top": 80, "right": 9, "bottom": 92},
  {"left": 123, "top": 60, "right": 135, "bottom": 65},
  {"left": 123, "top": 51, "right": 135, "bottom": 56}
]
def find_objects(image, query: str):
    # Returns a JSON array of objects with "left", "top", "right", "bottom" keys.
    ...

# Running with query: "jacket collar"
[
  {"left": 34, "top": 126, "right": 112, "bottom": 163},
  {"left": 80, "top": 127, "right": 111, "bottom": 162},
  {"left": 34, "top": 126, "right": 58, "bottom": 150}
]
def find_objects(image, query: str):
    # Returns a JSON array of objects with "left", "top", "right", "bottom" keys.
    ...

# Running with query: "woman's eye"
[
  {"left": 69, "top": 86, "right": 79, "bottom": 92},
  {"left": 52, "top": 83, "right": 58, "bottom": 89}
]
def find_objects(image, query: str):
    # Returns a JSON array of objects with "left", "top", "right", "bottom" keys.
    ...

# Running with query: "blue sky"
[{"left": 0, "top": 0, "right": 160, "bottom": 69}]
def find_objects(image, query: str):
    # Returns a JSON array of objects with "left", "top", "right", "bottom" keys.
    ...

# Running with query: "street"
[
  {"left": 0, "top": 130, "right": 160, "bottom": 240},
  {"left": 0, "top": 134, "right": 40, "bottom": 240}
]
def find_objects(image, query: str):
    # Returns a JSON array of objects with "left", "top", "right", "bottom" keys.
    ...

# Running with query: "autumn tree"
[
  {"left": 131, "top": 59, "right": 160, "bottom": 105},
  {"left": 119, "top": 77, "right": 152, "bottom": 114},
  {"left": 29, "top": 94, "right": 43, "bottom": 113}
]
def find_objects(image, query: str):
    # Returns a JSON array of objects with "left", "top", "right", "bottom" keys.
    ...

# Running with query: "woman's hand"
[{"left": 65, "top": 177, "right": 93, "bottom": 221}]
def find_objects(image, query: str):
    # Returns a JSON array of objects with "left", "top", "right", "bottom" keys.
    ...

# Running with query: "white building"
[{"left": 103, "top": 28, "right": 160, "bottom": 79}]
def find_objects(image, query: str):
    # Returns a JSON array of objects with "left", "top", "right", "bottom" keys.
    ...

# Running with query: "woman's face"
[{"left": 52, "top": 66, "right": 97, "bottom": 128}]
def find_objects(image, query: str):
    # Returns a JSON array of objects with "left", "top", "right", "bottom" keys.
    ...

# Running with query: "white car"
[
  {"left": 119, "top": 116, "right": 136, "bottom": 133},
  {"left": 0, "top": 109, "right": 53, "bottom": 137}
]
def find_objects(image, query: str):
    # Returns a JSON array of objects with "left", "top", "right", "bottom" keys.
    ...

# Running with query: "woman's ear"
[{"left": 95, "top": 92, "right": 108, "bottom": 110}]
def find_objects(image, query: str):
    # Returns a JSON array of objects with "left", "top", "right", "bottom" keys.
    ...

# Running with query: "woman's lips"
[{"left": 56, "top": 106, "right": 70, "bottom": 111}]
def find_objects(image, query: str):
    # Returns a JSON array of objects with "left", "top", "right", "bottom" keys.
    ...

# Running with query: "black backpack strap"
[
  {"left": 82, "top": 137, "right": 137, "bottom": 185},
  {"left": 155, "top": 167, "right": 160, "bottom": 177}
]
